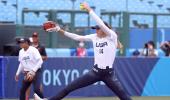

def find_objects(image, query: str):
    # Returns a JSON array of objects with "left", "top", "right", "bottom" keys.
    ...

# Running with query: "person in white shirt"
[
  {"left": 34, "top": 2, "right": 132, "bottom": 100},
  {"left": 26, "top": 32, "right": 48, "bottom": 100},
  {"left": 141, "top": 41, "right": 158, "bottom": 57},
  {"left": 15, "top": 38, "right": 44, "bottom": 100}
]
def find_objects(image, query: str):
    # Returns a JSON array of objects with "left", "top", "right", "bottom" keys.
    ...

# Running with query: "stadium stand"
[
  {"left": 126, "top": 48, "right": 165, "bottom": 57},
  {"left": 0, "top": 0, "right": 170, "bottom": 26},
  {"left": 45, "top": 48, "right": 122, "bottom": 57},
  {"left": 1, "top": 0, "right": 170, "bottom": 57}
]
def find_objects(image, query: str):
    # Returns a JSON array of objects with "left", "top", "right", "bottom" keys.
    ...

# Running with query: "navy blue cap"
[
  {"left": 91, "top": 21, "right": 111, "bottom": 29},
  {"left": 18, "top": 38, "right": 30, "bottom": 44}
]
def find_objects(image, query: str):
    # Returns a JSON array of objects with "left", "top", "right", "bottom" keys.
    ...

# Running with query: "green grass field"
[
  {"left": 64, "top": 96, "right": 170, "bottom": 100},
  {"left": 2, "top": 97, "right": 170, "bottom": 100}
]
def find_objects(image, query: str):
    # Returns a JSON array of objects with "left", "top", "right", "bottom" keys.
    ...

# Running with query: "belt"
[{"left": 92, "top": 64, "right": 113, "bottom": 74}]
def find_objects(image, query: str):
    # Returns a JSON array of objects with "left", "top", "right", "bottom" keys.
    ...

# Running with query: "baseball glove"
[
  {"left": 24, "top": 70, "right": 36, "bottom": 82},
  {"left": 43, "top": 21, "right": 60, "bottom": 32}
]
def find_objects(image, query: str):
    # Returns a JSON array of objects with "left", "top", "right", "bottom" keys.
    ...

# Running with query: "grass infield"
[
  {"left": 1, "top": 96, "right": 170, "bottom": 100},
  {"left": 64, "top": 96, "right": 170, "bottom": 100}
]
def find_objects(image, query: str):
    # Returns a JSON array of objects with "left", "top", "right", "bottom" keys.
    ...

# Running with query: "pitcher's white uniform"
[
  {"left": 47, "top": 10, "right": 131, "bottom": 100},
  {"left": 64, "top": 10, "right": 117, "bottom": 69},
  {"left": 83, "top": 33, "right": 117, "bottom": 69}
]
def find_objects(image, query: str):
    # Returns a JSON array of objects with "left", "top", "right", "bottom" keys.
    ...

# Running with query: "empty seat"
[
  {"left": 45, "top": 48, "right": 57, "bottom": 57},
  {"left": 55, "top": 48, "right": 71, "bottom": 57}
]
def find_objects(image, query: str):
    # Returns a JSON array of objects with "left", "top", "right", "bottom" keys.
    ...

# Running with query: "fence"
[{"left": 0, "top": 57, "right": 170, "bottom": 98}]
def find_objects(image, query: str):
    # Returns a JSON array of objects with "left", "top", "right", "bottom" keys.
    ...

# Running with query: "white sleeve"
[
  {"left": 89, "top": 10, "right": 117, "bottom": 39},
  {"left": 32, "top": 48, "right": 43, "bottom": 72},
  {"left": 155, "top": 50, "right": 158, "bottom": 56},
  {"left": 18, "top": 50, "right": 22, "bottom": 62},
  {"left": 16, "top": 63, "right": 24, "bottom": 76},
  {"left": 64, "top": 31, "right": 92, "bottom": 41},
  {"left": 32, "top": 58, "right": 43, "bottom": 72},
  {"left": 16, "top": 51, "right": 24, "bottom": 75}
]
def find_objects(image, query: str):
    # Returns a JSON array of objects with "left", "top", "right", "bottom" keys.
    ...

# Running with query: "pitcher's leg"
[
  {"left": 49, "top": 70, "right": 99, "bottom": 100},
  {"left": 103, "top": 75, "right": 132, "bottom": 100}
]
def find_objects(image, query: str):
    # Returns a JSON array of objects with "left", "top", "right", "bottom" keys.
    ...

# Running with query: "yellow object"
[{"left": 80, "top": 3, "right": 85, "bottom": 10}]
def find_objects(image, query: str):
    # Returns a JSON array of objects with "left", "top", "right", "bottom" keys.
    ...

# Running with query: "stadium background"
[{"left": 0, "top": 0, "right": 170, "bottom": 99}]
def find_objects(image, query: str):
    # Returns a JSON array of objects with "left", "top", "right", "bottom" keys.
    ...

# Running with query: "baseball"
[{"left": 80, "top": 3, "right": 85, "bottom": 10}]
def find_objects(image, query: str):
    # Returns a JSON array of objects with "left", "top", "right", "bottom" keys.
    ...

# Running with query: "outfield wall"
[{"left": 0, "top": 57, "right": 170, "bottom": 98}]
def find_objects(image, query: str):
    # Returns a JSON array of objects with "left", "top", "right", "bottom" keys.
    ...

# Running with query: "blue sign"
[{"left": 1, "top": 57, "right": 170, "bottom": 98}]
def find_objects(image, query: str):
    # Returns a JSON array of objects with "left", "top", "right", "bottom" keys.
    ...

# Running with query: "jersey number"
[{"left": 99, "top": 49, "right": 104, "bottom": 54}]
